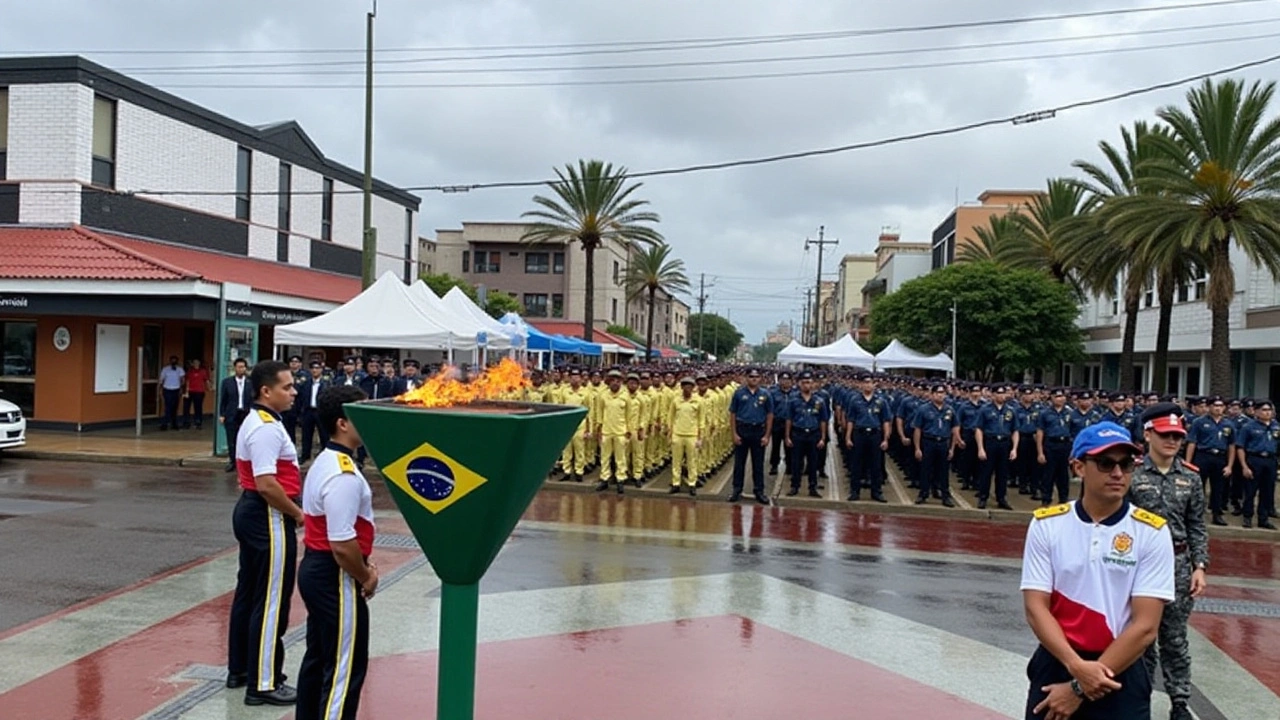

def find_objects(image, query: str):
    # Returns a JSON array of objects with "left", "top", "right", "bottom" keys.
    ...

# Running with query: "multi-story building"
[
  {"left": 627, "top": 288, "right": 690, "bottom": 349},
  {"left": 1072, "top": 252, "right": 1280, "bottom": 397},
  {"left": 434, "top": 221, "right": 635, "bottom": 327},
  {"left": 0, "top": 56, "right": 420, "bottom": 429},
  {"left": 764, "top": 322, "right": 793, "bottom": 346},
  {"left": 930, "top": 189, "right": 1040, "bottom": 270},
  {"left": 861, "top": 232, "right": 931, "bottom": 310},
  {"left": 418, "top": 236, "right": 437, "bottom": 276},
  {"left": 807, "top": 280, "right": 838, "bottom": 344},
  {"left": 835, "top": 252, "right": 877, "bottom": 340}
]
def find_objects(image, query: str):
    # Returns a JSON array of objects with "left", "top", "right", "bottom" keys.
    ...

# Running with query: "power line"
[
  {"left": 149, "top": 31, "right": 1280, "bottom": 89},
  {"left": 111, "top": 16, "right": 1278, "bottom": 75},
  {"left": 28, "top": 0, "right": 1264, "bottom": 60},
  {"left": 103, "top": 49, "right": 1280, "bottom": 198}
]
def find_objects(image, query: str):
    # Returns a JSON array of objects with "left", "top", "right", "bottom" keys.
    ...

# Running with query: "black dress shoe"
[
  {"left": 847, "top": 494, "right": 860, "bottom": 502},
  {"left": 728, "top": 492, "right": 742, "bottom": 502},
  {"left": 997, "top": 500, "right": 1014, "bottom": 511},
  {"left": 768, "top": 468, "right": 778, "bottom": 476},
  {"left": 1212, "top": 515, "right": 1228, "bottom": 527},
  {"left": 224, "top": 462, "right": 236, "bottom": 472},
  {"left": 1232, "top": 507, "right": 1244, "bottom": 516},
  {"left": 1261, "top": 521, "right": 1277, "bottom": 530},
  {"left": 225, "top": 672, "right": 247, "bottom": 689},
  {"left": 688, "top": 487, "right": 697, "bottom": 497},
  {"left": 941, "top": 497, "right": 956, "bottom": 508},
  {"left": 594, "top": 481, "right": 608, "bottom": 492},
  {"left": 668, "top": 486, "right": 681, "bottom": 495},
  {"left": 754, "top": 494, "right": 770, "bottom": 505},
  {"left": 245, "top": 685, "right": 298, "bottom": 706},
  {"left": 616, "top": 482, "right": 625, "bottom": 495},
  {"left": 1243, "top": 518, "right": 1253, "bottom": 528},
  {"left": 872, "top": 494, "right": 888, "bottom": 503},
  {"left": 976, "top": 499, "right": 987, "bottom": 509},
  {"left": 786, "top": 487, "right": 799, "bottom": 497},
  {"left": 807, "top": 489, "right": 821, "bottom": 498},
  {"left": 914, "top": 496, "right": 927, "bottom": 505}
]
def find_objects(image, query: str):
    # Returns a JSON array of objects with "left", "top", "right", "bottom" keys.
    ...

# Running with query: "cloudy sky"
[{"left": 4, "top": 0, "right": 1279, "bottom": 340}]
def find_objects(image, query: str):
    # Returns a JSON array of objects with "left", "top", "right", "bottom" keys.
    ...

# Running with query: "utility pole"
[
  {"left": 696, "top": 272, "right": 712, "bottom": 361},
  {"left": 805, "top": 226, "right": 838, "bottom": 345},
  {"left": 360, "top": 1, "right": 378, "bottom": 289},
  {"left": 802, "top": 288, "right": 814, "bottom": 344}
]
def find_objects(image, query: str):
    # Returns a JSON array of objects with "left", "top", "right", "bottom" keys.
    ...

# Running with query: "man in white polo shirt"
[{"left": 1021, "top": 421, "right": 1174, "bottom": 720}]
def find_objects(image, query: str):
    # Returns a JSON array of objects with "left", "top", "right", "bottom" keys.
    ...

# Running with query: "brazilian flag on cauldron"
[{"left": 343, "top": 401, "right": 586, "bottom": 586}]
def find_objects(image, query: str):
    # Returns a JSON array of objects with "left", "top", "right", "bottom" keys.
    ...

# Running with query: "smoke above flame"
[{"left": 396, "top": 357, "right": 531, "bottom": 408}]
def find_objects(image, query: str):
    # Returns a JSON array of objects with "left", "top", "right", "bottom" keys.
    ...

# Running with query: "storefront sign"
[
  {"left": 223, "top": 301, "right": 317, "bottom": 325},
  {"left": 0, "top": 293, "right": 215, "bottom": 319},
  {"left": 0, "top": 295, "right": 31, "bottom": 309}
]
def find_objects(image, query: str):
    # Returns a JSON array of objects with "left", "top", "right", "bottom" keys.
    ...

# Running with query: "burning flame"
[{"left": 396, "top": 357, "right": 531, "bottom": 408}]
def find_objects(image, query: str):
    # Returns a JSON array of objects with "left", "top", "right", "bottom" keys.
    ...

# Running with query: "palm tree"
[
  {"left": 622, "top": 243, "right": 692, "bottom": 360},
  {"left": 1108, "top": 79, "right": 1280, "bottom": 396},
  {"left": 522, "top": 160, "right": 664, "bottom": 340},
  {"left": 957, "top": 214, "right": 1022, "bottom": 264},
  {"left": 1003, "top": 178, "right": 1095, "bottom": 295}
]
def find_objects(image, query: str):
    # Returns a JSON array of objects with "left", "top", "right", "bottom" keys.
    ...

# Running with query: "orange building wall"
[{"left": 952, "top": 192, "right": 1041, "bottom": 258}]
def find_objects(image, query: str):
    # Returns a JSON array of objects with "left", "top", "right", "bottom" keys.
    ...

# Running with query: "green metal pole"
[{"left": 437, "top": 582, "right": 479, "bottom": 720}]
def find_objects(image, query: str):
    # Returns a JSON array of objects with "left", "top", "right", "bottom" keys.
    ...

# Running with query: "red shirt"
[{"left": 186, "top": 367, "right": 210, "bottom": 394}]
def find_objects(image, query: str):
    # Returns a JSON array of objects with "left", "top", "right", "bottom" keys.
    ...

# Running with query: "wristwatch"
[{"left": 1070, "top": 679, "right": 1086, "bottom": 698}]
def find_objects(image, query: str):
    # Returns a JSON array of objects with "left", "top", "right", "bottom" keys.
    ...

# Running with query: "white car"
[{"left": 0, "top": 398, "right": 26, "bottom": 452}]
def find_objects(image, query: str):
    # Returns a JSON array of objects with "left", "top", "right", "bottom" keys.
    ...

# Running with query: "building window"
[
  {"left": 523, "top": 293, "right": 549, "bottom": 317},
  {"left": 276, "top": 162, "right": 292, "bottom": 262},
  {"left": 91, "top": 95, "right": 117, "bottom": 188},
  {"left": 321, "top": 177, "right": 334, "bottom": 240},
  {"left": 613, "top": 260, "right": 620, "bottom": 284},
  {"left": 462, "top": 251, "right": 470, "bottom": 272},
  {"left": 612, "top": 298, "right": 618, "bottom": 324},
  {"left": 0, "top": 87, "right": 8, "bottom": 181},
  {"left": 552, "top": 293, "right": 564, "bottom": 318},
  {"left": 553, "top": 251, "right": 565, "bottom": 274},
  {"left": 474, "top": 250, "right": 499, "bottom": 273},
  {"left": 0, "top": 320, "right": 36, "bottom": 416},
  {"left": 1193, "top": 271, "right": 1207, "bottom": 301},
  {"left": 525, "top": 252, "right": 550, "bottom": 274},
  {"left": 235, "top": 146, "right": 252, "bottom": 220},
  {"left": 404, "top": 209, "right": 414, "bottom": 283}
]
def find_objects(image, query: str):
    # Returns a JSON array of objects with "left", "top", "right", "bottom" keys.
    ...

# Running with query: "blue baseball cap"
[{"left": 1071, "top": 421, "right": 1142, "bottom": 460}]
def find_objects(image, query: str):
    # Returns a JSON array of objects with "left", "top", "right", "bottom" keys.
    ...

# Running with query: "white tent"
[
  {"left": 442, "top": 286, "right": 526, "bottom": 349},
  {"left": 874, "top": 338, "right": 955, "bottom": 373},
  {"left": 407, "top": 281, "right": 514, "bottom": 350},
  {"left": 776, "top": 334, "right": 875, "bottom": 367},
  {"left": 274, "top": 272, "right": 468, "bottom": 349}
]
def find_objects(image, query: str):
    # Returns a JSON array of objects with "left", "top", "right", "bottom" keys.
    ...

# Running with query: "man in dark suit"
[
  {"left": 294, "top": 360, "right": 330, "bottom": 461},
  {"left": 358, "top": 359, "right": 392, "bottom": 401},
  {"left": 391, "top": 358, "right": 423, "bottom": 395},
  {"left": 219, "top": 358, "right": 252, "bottom": 472}
]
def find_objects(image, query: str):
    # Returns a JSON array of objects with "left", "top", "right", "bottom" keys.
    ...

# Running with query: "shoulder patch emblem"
[
  {"left": 256, "top": 409, "right": 275, "bottom": 423},
  {"left": 1033, "top": 503, "right": 1071, "bottom": 520},
  {"left": 337, "top": 453, "right": 356, "bottom": 474},
  {"left": 1132, "top": 507, "right": 1167, "bottom": 530}
]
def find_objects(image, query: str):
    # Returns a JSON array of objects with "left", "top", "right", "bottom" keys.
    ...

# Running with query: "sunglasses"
[
  {"left": 1086, "top": 456, "right": 1136, "bottom": 473},
  {"left": 1152, "top": 430, "right": 1184, "bottom": 441}
]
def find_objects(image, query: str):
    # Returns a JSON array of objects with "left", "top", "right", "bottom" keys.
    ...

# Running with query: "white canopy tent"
[
  {"left": 442, "top": 286, "right": 526, "bottom": 349},
  {"left": 273, "top": 272, "right": 469, "bottom": 349},
  {"left": 776, "top": 334, "right": 875, "bottom": 368},
  {"left": 407, "top": 281, "right": 514, "bottom": 351},
  {"left": 874, "top": 338, "right": 955, "bottom": 374}
]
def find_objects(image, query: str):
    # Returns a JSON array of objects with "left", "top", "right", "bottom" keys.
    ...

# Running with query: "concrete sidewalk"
[{"left": 6, "top": 428, "right": 225, "bottom": 468}]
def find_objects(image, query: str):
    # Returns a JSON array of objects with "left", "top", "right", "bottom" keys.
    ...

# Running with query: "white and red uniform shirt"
[
  {"left": 1020, "top": 500, "right": 1174, "bottom": 654},
  {"left": 235, "top": 406, "right": 301, "bottom": 497},
  {"left": 302, "top": 447, "right": 375, "bottom": 557}
]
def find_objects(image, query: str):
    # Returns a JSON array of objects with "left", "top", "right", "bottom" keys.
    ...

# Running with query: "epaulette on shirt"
[
  {"left": 256, "top": 409, "right": 275, "bottom": 423},
  {"left": 337, "top": 453, "right": 356, "bottom": 474},
  {"left": 1033, "top": 503, "right": 1071, "bottom": 520},
  {"left": 1132, "top": 507, "right": 1167, "bottom": 530},
  {"left": 1181, "top": 460, "right": 1200, "bottom": 473}
]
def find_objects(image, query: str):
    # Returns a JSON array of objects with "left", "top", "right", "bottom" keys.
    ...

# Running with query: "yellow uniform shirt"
[
  {"left": 670, "top": 395, "right": 703, "bottom": 437},
  {"left": 599, "top": 388, "right": 638, "bottom": 436}
]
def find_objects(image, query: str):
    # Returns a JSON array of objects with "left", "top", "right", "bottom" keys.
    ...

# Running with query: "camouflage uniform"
[{"left": 1127, "top": 455, "right": 1209, "bottom": 718}]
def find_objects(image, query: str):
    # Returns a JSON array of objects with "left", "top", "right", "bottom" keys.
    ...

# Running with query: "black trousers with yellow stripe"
[
  {"left": 228, "top": 491, "right": 297, "bottom": 692},
  {"left": 297, "top": 549, "right": 369, "bottom": 720}
]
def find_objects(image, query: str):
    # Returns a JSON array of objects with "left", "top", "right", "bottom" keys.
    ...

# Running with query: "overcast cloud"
[{"left": 3, "top": 0, "right": 1278, "bottom": 339}]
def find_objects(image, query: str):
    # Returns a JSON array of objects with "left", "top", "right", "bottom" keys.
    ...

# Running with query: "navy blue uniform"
[
  {"left": 895, "top": 394, "right": 922, "bottom": 486},
  {"left": 730, "top": 386, "right": 774, "bottom": 497},
  {"left": 1238, "top": 418, "right": 1279, "bottom": 524},
  {"left": 1187, "top": 415, "right": 1235, "bottom": 518},
  {"left": 956, "top": 400, "right": 985, "bottom": 488},
  {"left": 976, "top": 402, "right": 1017, "bottom": 505},
  {"left": 787, "top": 393, "right": 830, "bottom": 493},
  {"left": 769, "top": 385, "right": 796, "bottom": 474},
  {"left": 844, "top": 392, "right": 889, "bottom": 500},
  {"left": 912, "top": 402, "right": 957, "bottom": 502},
  {"left": 1068, "top": 407, "right": 1101, "bottom": 439},
  {"left": 1037, "top": 405, "right": 1074, "bottom": 505},
  {"left": 1014, "top": 401, "right": 1042, "bottom": 494}
]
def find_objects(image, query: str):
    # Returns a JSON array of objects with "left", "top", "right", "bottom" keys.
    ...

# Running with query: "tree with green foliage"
[
  {"left": 957, "top": 213, "right": 1024, "bottom": 265},
  {"left": 622, "top": 243, "right": 691, "bottom": 360},
  {"left": 752, "top": 342, "right": 786, "bottom": 363},
  {"left": 868, "top": 262, "right": 1084, "bottom": 380},
  {"left": 688, "top": 313, "right": 742, "bottom": 360},
  {"left": 521, "top": 159, "right": 664, "bottom": 341},
  {"left": 418, "top": 271, "right": 524, "bottom": 319},
  {"left": 606, "top": 324, "right": 643, "bottom": 343}
]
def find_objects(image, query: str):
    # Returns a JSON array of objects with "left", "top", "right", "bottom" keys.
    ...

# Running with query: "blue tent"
[{"left": 554, "top": 334, "right": 602, "bottom": 357}]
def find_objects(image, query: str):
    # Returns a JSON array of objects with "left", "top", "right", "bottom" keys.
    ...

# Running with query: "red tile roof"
[
  {"left": 0, "top": 225, "right": 361, "bottom": 304},
  {"left": 0, "top": 226, "right": 197, "bottom": 281}
]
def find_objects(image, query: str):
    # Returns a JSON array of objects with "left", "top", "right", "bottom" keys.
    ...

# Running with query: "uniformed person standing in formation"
[
  {"left": 226, "top": 360, "right": 302, "bottom": 706},
  {"left": 595, "top": 369, "right": 637, "bottom": 495},
  {"left": 912, "top": 383, "right": 958, "bottom": 507},
  {"left": 785, "top": 371, "right": 828, "bottom": 497},
  {"left": 283, "top": 355, "right": 305, "bottom": 442},
  {"left": 1013, "top": 386, "right": 1042, "bottom": 496},
  {"left": 294, "top": 360, "right": 330, "bottom": 462},
  {"left": 842, "top": 372, "right": 890, "bottom": 503},
  {"left": 669, "top": 376, "right": 703, "bottom": 496},
  {"left": 729, "top": 368, "right": 773, "bottom": 503},
  {"left": 557, "top": 369, "right": 592, "bottom": 483},
  {"left": 768, "top": 372, "right": 795, "bottom": 476},
  {"left": 974, "top": 384, "right": 1016, "bottom": 510},
  {"left": 392, "top": 358, "right": 423, "bottom": 394},
  {"left": 1185, "top": 395, "right": 1235, "bottom": 527},
  {"left": 955, "top": 384, "right": 985, "bottom": 491},
  {"left": 1236, "top": 400, "right": 1279, "bottom": 529},
  {"left": 625, "top": 372, "right": 650, "bottom": 487},
  {"left": 296, "top": 385, "right": 377, "bottom": 720},
  {"left": 1127, "top": 402, "right": 1208, "bottom": 720},
  {"left": 1036, "top": 388, "right": 1074, "bottom": 506}
]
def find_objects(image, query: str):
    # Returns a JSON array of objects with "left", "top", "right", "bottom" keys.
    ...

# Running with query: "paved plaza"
[{"left": 0, "top": 459, "right": 1276, "bottom": 719}]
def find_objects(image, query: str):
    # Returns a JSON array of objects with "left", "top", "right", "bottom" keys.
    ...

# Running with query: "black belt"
[
  {"left": 924, "top": 435, "right": 948, "bottom": 442},
  {"left": 737, "top": 422, "right": 765, "bottom": 429},
  {"left": 1046, "top": 436, "right": 1071, "bottom": 443},
  {"left": 1197, "top": 448, "right": 1224, "bottom": 456},
  {"left": 242, "top": 489, "right": 302, "bottom": 504},
  {"left": 1248, "top": 451, "right": 1274, "bottom": 458},
  {"left": 855, "top": 427, "right": 879, "bottom": 433},
  {"left": 987, "top": 435, "right": 1011, "bottom": 442},
  {"left": 1172, "top": 541, "right": 1188, "bottom": 554},
  {"left": 793, "top": 427, "right": 820, "bottom": 434}
]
